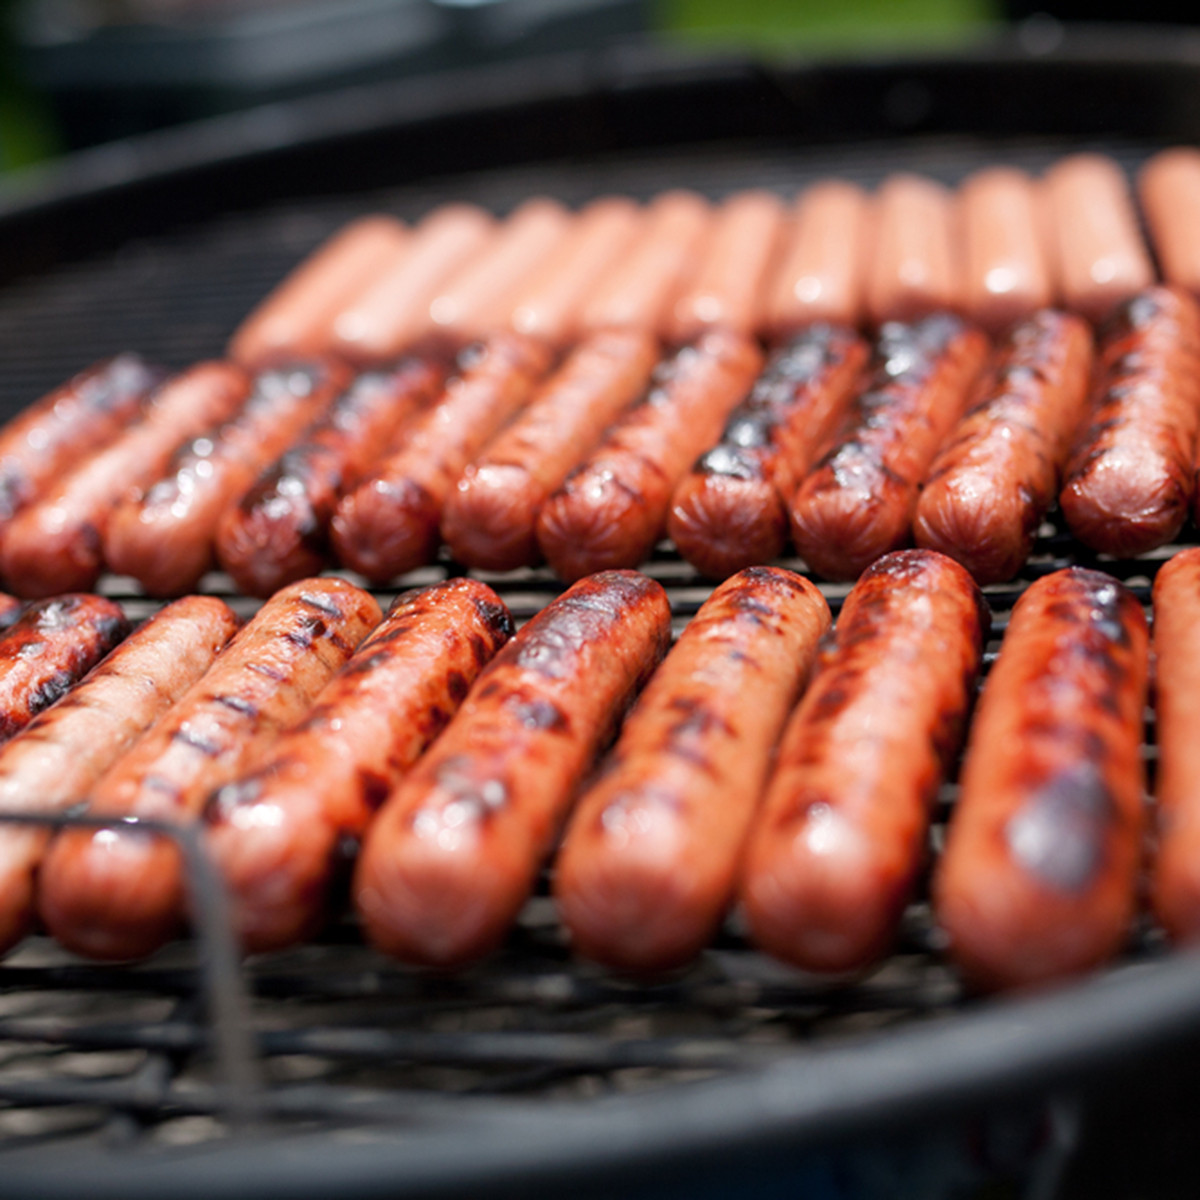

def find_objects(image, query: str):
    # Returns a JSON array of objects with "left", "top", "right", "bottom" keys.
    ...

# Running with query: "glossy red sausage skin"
[
  {"left": 667, "top": 324, "right": 869, "bottom": 578},
  {"left": 441, "top": 329, "right": 660, "bottom": 571},
  {"left": 105, "top": 362, "right": 345, "bottom": 596},
  {"left": 0, "top": 595, "right": 129, "bottom": 744},
  {"left": 789, "top": 314, "right": 989, "bottom": 581},
  {"left": 1139, "top": 148, "right": 1200, "bottom": 299},
  {"left": 556, "top": 567, "right": 831, "bottom": 972},
  {"left": 914, "top": 309, "right": 1094, "bottom": 584},
  {"left": 228, "top": 215, "right": 410, "bottom": 368},
  {"left": 0, "top": 596, "right": 238, "bottom": 955},
  {"left": 1060, "top": 286, "right": 1200, "bottom": 557},
  {"left": 934, "top": 568, "right": 1149, "bottom": 992},
  {"left": 330, "top": 332, "right": 552, "bottom": 583},
  {"left": 217, "top": 355, "right": 448, "bottom": 597},
  {"left": 741, "top": 550, "right": 988, "bottom": 974},
  {"left": 354, "top": 571, "right": 672, "bottom": 967},
  {"left": 537, "top": 330, "right": 763, "bottom": 582},
  {"left": 206, "top": 578, "right": 514, "bottom": 953},
  {"left": 0, "top": 355, "right": 160, "bottom": 532},
  {"left": 37, "top": 578, "right": 380, "bottom": 961},
  {"left": 0, "top": 362, "right": 252, "bottom": 598},
  {"left": 1148, "top": 550, "right": 1200, "bottom": 942}
]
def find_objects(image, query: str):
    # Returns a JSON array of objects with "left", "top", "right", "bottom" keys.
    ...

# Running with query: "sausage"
[
  {"left": 354, "top": 570, "right": 672, "bottom": 966},
  {"left": 418, "top": 199, "right": 571, "bottom": 349},
  {"left": 576, "top": 191, "right": 712, "bottom": 338},
  {"left": 0, "top": 594, "right": 129, "bottom": 744},
  {"left": 741, "top": 550, "right": 989, "bottom": 973},
  {"left": 0, "top": 362, "right": 252, "bottom": 598},
  {"left": 228, "top": 215, "right": 410, "bottom": 368},
  {"left": 0, "top": 355, "right": 160, "bottom": 535},
  {"left": 865, "top": 174, "right": 961, "bottom": 326},
  {"left": 1139, "top": 148, "right": 1200, "bottom": 298},
  {"left": 665, "top": 190, "right": 786, "bottom": 344},
  {"left": 667, "top": 323, "right": 869, "bottom": 579},
  {"left": 216, "top": 354, "right": 448, "bottom": 597},
  {"left": 205, "top": 578, "right": 513, "bottom": 953},
  {"left": 1150, "top": 549, "right": 1200, "bottom": 942},
  {"left": 789, "top": 314, "right": 989, "bottom": 581},
  {"left": 507, "top": 198, "right": 642, "bottom": 347},
  {"left": 1043, "top": 154, "right": 1154, "bottom": 325},
  {"left": 37, "top": 577, "right": 381, "bottom": 961},
  {"left": 537, "top": 329, "right": 763, "bottom": 582},
  {"left": 330, "top": 331, "right": 552, "bottom": 583},
  {"left": 440, "top": 328, "right": 660, "bottom": 571},
  {"left": 555, "top": 567, "right": 831, "bottom": 972},
  {"left": 1059, "top": 285, "right": 1200, "bottom": 558},
  {"left": 914, "top": 308, "right": 1094, "bottom": 584},
  {"left": 329, "top": 205, "right": 495, "bottom": 365},
  {"left": 934, "top": 567, "right": 1149, "bottom": 991},
  {"left": 959, "top": 167, "right": 1055, "bottom": 332},
  {"left": 765, "top": 181, "right": 873, "bottom": 336},
  {"left": 0, "top": 596, "right": 238, "bottom": 955},
  {"left": 104, "top": 362, "right": 347, "bottom": 597}
]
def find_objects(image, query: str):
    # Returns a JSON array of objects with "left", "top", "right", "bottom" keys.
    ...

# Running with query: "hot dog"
[
  {"left": 665, "top": 190, "right": 785, "bottom": 344},
  {"left": 0, "top": 594, "right": 129, "bottom": 743},
  {"left": 0, "top": 355, "right": 160, "bottom": 537},
  {"left": 206, "top": 578, "right": 513, "bottom": 953},
  {"left": 934, "top": 567, "right": 1149, "bottom": 991},
  {"left": 105, "top": 362, "right": 346, "bottom": 596},
  {"left": 1, "top": 361, "right": 252, "bottom": 598},
  {"left": 667, "top": 324, "right": 869, "bottom": 579},
  {"left": 914, "top": 308, "right": 1093, "bottom": 584},
  {"left": 765, "top": 181, "right": 872, "bottom": 336},
  {"left": 789, "top": 314, "right": 989, "bottom": 581},
  {"left": 330, "top": 331, "right": 552, "bottom": 583},
  {"left": 0, "top": 596, "right": 238, "bottom": 955},
  {"left": 1043, "top": 154, "right": 1154, "bottom": 325},
  {"left": 1139, "top": 148, "right": 1200, "bottom": 299},
  {"left": 741, "top": 550, "right": 988, "bottom": 973},
  {"left": 329, "top": 205, "right": 495, "bottom": 364},
  {"left": 1148, "top": 549, "right": 1200, "bottom": 942},
  {"left": 537, "top": 329, "right": 763, "bottom": 582},
  {"left": 355, "top": 570, "right": 672, "bottom": 967},
  {"left": 37, "top": 578, "right": 380, "bottom": 961},
  {"left": 959, "top": 167, "right": 1055, "bottom": 332},
  {"left": 1059, "top": 285, "right": 1200, "bottom": 558},
  {"left": 440, "top": 328, "right": 660, "bottom": 571},
  {"left": 555, "top": 567, "right": 831, "bottom": 972},
  {"left": 865, "top": 174, "right": 961, "bottom": 326},
  {"left": 228, "top": 215, "right": 410, "bottom": 368},
  {"left": 576, "top": 191, "right": 712, "bottom": 338},
  {"left": 217, "top": 355, "right": 447, "bottom": 597}
]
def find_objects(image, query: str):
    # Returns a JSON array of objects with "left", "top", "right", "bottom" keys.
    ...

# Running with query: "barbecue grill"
[{"left": 2, "top": 26, "right": 1200, "bottom": 1197}]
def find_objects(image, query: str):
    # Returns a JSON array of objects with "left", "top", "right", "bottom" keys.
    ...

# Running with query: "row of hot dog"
[
  {"left": 0, "top": 546, "right": 1191, "bottom": 992},
  {"left": 227, "top": 149, "right": 1200, "bottom": 370},
  {"left": 0, "top": 282, "right": 1196, "bottom": 597}
]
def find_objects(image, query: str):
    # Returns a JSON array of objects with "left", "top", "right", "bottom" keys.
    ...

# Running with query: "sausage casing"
[
  {"left": 37, "top": 578, "right": 380, "bottom": 961},
  {"left": 741, "top": 550, "right": 988, "bottom": 973},
  {"left": 354, "top": 571, "right": 672, "bottom": 967},
  {"left": 537, "top": 329, "right": 763, "bottom": 582},
  {"left": 217, "top": 355, "right": 447, "bottom": 597},
  {"left": 1139, "top": 148, "right": 1200, "bottom": 299},
  {"left": 914, "top": 308, "right": 1093, "bottom": 584},
  {"left": 667, "top": 324, "right": 868, "bottom": 578},
  {"left": 330, "top": 332, "right": 551, "bottom": 582},
  {"left": 206, "top": 578, "right": 513, "bottom": 953},
  {"left": 0, "top": 596, "right": 237, "bottom": 954},
  {"left": 1059, "top": 286, "right": 1200, "bottom": 558},
  {"left": 934, "top": 567, "right": 1148, "bottom": 991},
  {"left": 789, "top": 314, "right": 989, "bottom": 581},
  {"left": 556, "top": 567, "right": 831, "bottom": 972},
  {"left": 440, "top": 328, "right": 660, "bottom": 571}
]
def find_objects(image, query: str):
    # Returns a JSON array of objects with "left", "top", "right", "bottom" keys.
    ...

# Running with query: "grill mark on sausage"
[
  {"left": 172, "top": 725, "right": 223, "bottom": 757},
  {"left": 213, "top": 694, "right": 259, "bottom": 718}
]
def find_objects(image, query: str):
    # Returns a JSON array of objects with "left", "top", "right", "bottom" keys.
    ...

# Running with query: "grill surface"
[{"left": 3, "top": 34, "right": 1200, "bottom": 1198}]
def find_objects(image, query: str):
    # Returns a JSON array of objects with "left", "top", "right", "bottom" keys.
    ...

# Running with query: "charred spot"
[
  {"left": 26, "top": 668, "right": 75, "bottom": 717},
  {"left": 471, "top": 594, "right": 515, "bottom": 641},
  {"left": 507, "top": 696, "right": 568, "bottom": 733},
  {"left": 358, "top": 769, "right": 392, "bottom": 812},
  {"left": 665, "top": 695, "right": 733, "bottom": 740},
  {"left": 78, "top": 521, "right": 102, "bottom": 558},
  {"left": 248, "top": 662, "right": 288, "bottom": 682},
  {"left": 213, "top": 693, "right": 259, "bottom": 719},
  {"left": 809, "top": 683, "right": 851, "bottom": 720},
  {"left": 283, "top": 614, "right": 328, "bottom": 650},
  {"left": 143, "top": 773, "right": 184, "bottom": 802},
  {"left": 173, "top": 725, "right": 222, "bottom": 757},
  {"left": 342, "top": 649, "right": 390, "bottom": 677},
  {"left": 298, "top": 591, "right": 345, "bottom": 619},
  {"left": 387, "top": 587, "right": 425, "bottom": 614},
  {"left": 96, "top": 613, "right": 131, "bottom": 649},
  {"left": 469, "top": 632, "right": 495, "bottom": 669},
  {"left": 728, "top": 591, "right": 778, "bottom": 621},
  {"left": 668, "top": 741, "right": 717, "bottom": 776},
  {"left": 447, "top": 669, "right": 470, "bottom": 704},
  {"left": 371, "top": 622, "right": 416, "bottom": 646}
]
